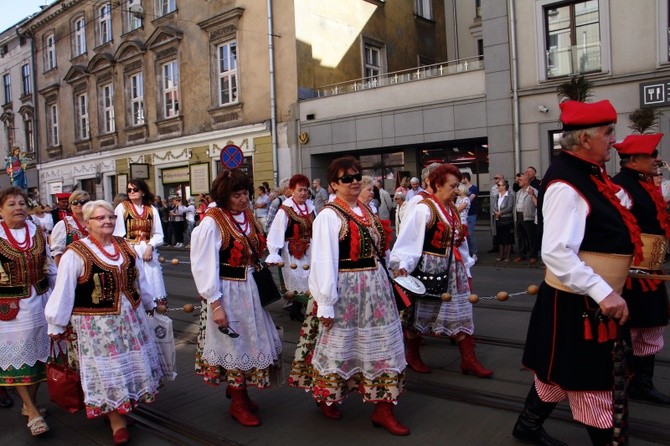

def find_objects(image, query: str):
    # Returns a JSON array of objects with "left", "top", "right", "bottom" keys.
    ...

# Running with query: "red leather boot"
[
  {"left": 226, "top": 385, "right": 259, "bottom": 412},
  {"left": 371, "top": 402, "right": 410, "bottom": 436},
  {"left": 228, "top": 386, "right": 261, "bottom": 427},
  {"left": 458, "top": 334, "right": 493, "bottom": 378},
  {"left": 405, "top": 336, "right": 431, "bottom": 373},
  {"left": 318, "top": 401, "right": 342, "bottom": 420}
]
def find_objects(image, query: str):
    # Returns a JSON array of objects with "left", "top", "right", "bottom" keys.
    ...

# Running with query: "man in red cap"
[
  {"left": 612, "top": 132, "right": 670, "bottom": 405},
  {"left": 514, "top": 100, "right": 637, "bottom": 446},
  {"left": 50, "top": 192, "right": 71, "bottom": 225}
]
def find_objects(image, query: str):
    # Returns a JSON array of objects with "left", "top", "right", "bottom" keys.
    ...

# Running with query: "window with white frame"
[
  {"left": 363, "top": 42, "right": 385, "bottom": 80},
  {"left": 162, "top": 61, "right": 179, "bottom": 118},
  {"left": 76, "top": 93, "right": 89, "bottom": 140},
  {"left": 98, "top": 3, "right": 112, "bottom": 45},
  {"left": 24, "top": 116, "right": 33, "bottom": 153},
  {"left": 21, "top": 64, "right": 31, "bottom": 96},
  {"left": 101, "top": 83, "right": 115, "bottom": 133},
  {"left": 157, "top": 0, "right": 176, "bottom": 17},
  {"left": 127, "top": 0, "right": 142, "bottom": 31},
  {"left": 73, "top": 17, "right": 87, "bottom": 56},
  {"left": 415, "top": 0, "right": 433, "bottom": 20},
  {"left": 3, "top": 74, "right": 10, "bottom": 104},
  {"left": 47, "top": 103, "right": 59, "bottom": 147},
  {"left": 218, "top": 41, "right": 238, "bottom": 106},
  {"left": 129, "top": 72, "right": 145, "bottom": 126},
  {"left": 544, "top": 0, "right": 601, "bottom": 78},
  {"left": 45, "top": 33, "right": 56, "bottom": 70}
]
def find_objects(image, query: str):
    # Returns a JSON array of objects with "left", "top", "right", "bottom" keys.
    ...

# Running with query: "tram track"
[{"left": 156, "top": 269, "right": 670, "bottom": 444}]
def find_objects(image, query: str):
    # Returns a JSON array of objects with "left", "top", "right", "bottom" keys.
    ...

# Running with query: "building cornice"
[{"left": 18, "top": 0, "right": 87, "bottom": 37}]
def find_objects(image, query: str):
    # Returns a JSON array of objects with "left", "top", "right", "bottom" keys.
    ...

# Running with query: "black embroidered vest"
[
  {"left": 0, "top": 227, "right": 49, "bottom": 298},
  {"left": 69, "top": 237, "right": 141, "bottom": 315},
  {"left": 121, "top": 202, "right": 153, "bottom": 244}
]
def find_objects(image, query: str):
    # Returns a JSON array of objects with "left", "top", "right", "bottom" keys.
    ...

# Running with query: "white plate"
[{"left": 393, "top": 275, "right": 426, "bottom": 295}]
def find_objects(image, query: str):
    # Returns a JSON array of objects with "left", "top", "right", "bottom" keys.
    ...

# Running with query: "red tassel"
[
  {"left": 348, "top": 221, "right": 360, "bottom": 261},
  {"left": 640, "top": 279, "right": 649, "bottom": 292},
  {"left": 583, "top": 314, "right": 593, "bottom": 341},
  {"left": 607, "top": 318, "right": 618, "bottom": 340},
  {"left": 625, "top": 277, "right": 632, "bottom": 290},
  {"left": 597, "top": 319, "right": 608, "bottom": 343}
]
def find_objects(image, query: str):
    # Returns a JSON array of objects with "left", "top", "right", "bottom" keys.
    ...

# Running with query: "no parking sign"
[{"left": 220, "top": 144, "right": 243, "bottom": 169}]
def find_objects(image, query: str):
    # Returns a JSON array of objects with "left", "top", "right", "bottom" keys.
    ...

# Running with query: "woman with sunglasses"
[
  {"left": 0, "top": 187, "right": 57, "bottom": 436},
  {"left": 190, "top": 169, "right": 281, "bottom": 428},
  {"left": 46, "top": 201, "right": 162, "bottom": 445},
  {"left": 391, "top": 164, "right": 493, "bottom": 378},
  {"left": 113, "top": 179, "right": 167, "bottom": 305},
  {"left": 265, "top": 174, "right": 315, "bottom": 322},
  {"left": 303, "top": 156, "right": 408, "bottom": 435},
  {"left": 50, "top": 190, "right": 90, "bottom": 266}
]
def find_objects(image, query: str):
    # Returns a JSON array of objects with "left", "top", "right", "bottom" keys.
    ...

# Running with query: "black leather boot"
[
  {"left": 289, "top": 301, "right": 304, "bottom": 322},
  {"left": 629, "top": 355, "right": 670, "bottom": 404},
  {"left": 512, "top": 385, "right": 567, "bottom": 446},
  {"left": 585, "top": 426, "right": 612, "bottom": 446}
]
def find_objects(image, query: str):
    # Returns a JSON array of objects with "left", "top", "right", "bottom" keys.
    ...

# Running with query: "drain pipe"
[
  {"left": 267, "top": 0, "right": 279, "bottom": 187},
  {"left": 508, "top": 0, "right": 521, "bottom": 173}
]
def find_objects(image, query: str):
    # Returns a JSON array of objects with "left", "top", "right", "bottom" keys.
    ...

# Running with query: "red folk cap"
[
  {"left": 613, "top": 133, "right": 663, "bottom": 157},
  {"left": 559, "top": 100, "right": 618, "bottom": 131},
  {"left": 55, "top": 192, "right": 71, "bottom": 200}
]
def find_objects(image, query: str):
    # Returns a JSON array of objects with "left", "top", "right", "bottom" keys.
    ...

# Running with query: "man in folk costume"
[
  {"left": 611, "top": 122, "right": 670, "bottom": 405},
  {"left": 513, "top": 99, "right": 641, "bottom": 446}
]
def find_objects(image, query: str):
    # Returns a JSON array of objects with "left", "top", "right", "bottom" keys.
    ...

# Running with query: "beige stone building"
[
  {"left": 19, "top": 0, "right": 296, "bottom": 203},
  {"left": 0, "top": 19, "right": 38, "bottom": 191}
]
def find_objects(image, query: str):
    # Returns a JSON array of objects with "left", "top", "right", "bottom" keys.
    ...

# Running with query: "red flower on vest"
[
  {"left": 229, "top": 240, "right": 244, "bottom": 266},
  {"left": 348, "top": 220, "right": 361, "bottom": 261}
]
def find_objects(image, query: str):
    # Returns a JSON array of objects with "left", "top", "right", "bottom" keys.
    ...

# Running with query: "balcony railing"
[
  {"left": 546, "top": 42, "right": 601, "bottom": 78},
  {"left": 314, "top": 56, "right": 484, "bottom": 98}
]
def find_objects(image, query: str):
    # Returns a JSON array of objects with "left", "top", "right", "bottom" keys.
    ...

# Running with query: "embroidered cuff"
[{"left": 316, "top": 304, "right": 335, "bottom": 319}]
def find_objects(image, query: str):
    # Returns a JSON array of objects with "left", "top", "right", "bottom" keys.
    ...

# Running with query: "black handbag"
[
  {"left": 232, "top": 218, "right": 281, "bottom": 307},
  {"left": 252, "top": 263, "right": 281, "bottom": 307}
]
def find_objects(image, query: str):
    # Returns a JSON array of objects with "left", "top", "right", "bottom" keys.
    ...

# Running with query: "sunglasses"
[
  {"left": 90, "top": 215, "right": 117, "bottom": 222},
  {"left": 218, "top": 325, "right": 240, "bottom": 338},
  {"left": 337, "top": 172, "right": 363, "bottom": 184},
  {"left": 70, "top": 200, "right": 89, "bottom": 206},
  {"left": 127, "top": 187, "right": 140, "bottom": 193}
]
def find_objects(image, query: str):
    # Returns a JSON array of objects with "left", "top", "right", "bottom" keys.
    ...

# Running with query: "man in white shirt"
[
  {"left": 514, "top": 99, "right": 632, "bottom": 446},
  {"left": 405, "top": 177, "right": 424, "bottom": 201}
]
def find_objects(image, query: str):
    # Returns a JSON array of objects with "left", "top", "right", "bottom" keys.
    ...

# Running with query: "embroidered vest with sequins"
[
  {"left": 64, "top": 217, "right": 88, "bottom": 245},
  {"left": 121, "top": 202, "right": 153, "bottom": 244},
  {"left": 325, "top": 201, "right": 386, "bottom": 271},
  {"left": 420, "top": 198, "right": 462, "bottom": 256},
  {"left": 0, "top": 228, "right": 49, "bottom": 298},
  {"left": 283, "top": 205, "right": 314, "bottom": 259},
  {"left": 205, "top": 207, "right": 265, "bottom": 281},
  {"left": 69, "top": 237, "right": 141, "bottom": 315}
]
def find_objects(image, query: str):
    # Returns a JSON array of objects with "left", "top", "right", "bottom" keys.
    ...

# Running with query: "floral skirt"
[
  {"left": 408, "top": 253, "right": 474, "bottom": 337},
  {"left": 195, "top": 304, "right": 273, "bottom": 388},
  {"left": 288, "top": 299, "right": 320, "bottom": 388},
  {"left": 70, "top": 296, "right": 162, "bottom": 418},
  {"left": 288, "top": 298, "right": 405, "bottom": 402},
  {"left": 0, "top": 361, "right": 46, "bottom": 386},
  {"left": 311, "top": 266, "right": 406, "bottom": 380}
]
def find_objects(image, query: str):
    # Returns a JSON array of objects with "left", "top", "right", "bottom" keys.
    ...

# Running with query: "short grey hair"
[
  {"left": 279, "top": 177, "right": 290, "bottom": 189},
  {"left": 360, "top": 175, "right": 374, "bottom": 190},
  {"left": 559, "top": 126, "right": 602, "bottom": 151},
  {"left": 421, "top": 163, "right": 441, "bottom": 183},
  {"left": 82, "top": 200, "right": 114, "bottom": 221},
  {"left": 394, "top": 191, "right": 406, "bottom": 200}
]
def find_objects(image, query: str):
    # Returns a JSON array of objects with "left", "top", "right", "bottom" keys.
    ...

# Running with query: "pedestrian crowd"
[{"left": 0, "top": 95, "right": 669, "bottom": 446}]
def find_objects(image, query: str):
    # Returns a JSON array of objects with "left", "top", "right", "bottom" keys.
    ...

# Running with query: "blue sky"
[{"left": 0, "top": 1, "right": 53, "bottom": 34}]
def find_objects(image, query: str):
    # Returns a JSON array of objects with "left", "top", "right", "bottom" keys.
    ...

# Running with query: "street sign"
[
  {"left": 640, "top": 79, "right": 670, "bottom": 108},
  {"left": 220, "top": 144, "right": 243, "bottom": 169}
]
